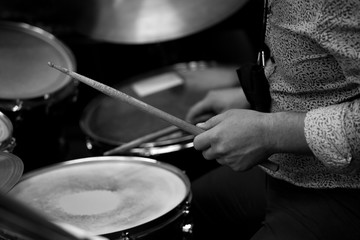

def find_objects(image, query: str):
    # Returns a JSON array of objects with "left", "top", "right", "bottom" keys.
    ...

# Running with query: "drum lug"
[
  {"left": 182, "top": 223, "right": 194, "bottom": 233},
  {"left": 182, "top": 222, "right": 193, "bottom": 238},
  {"left": 115, "top": 232, "right": 131, "bottom": 240},
  {"left": 12, "top": 100, "right": 23, "bottom": 112},
  {"left": 86, "top": 141, "right": 94, "bottom": 151},
  {"left": 181, "top": 203, "right": 193, "bottom": 239}
]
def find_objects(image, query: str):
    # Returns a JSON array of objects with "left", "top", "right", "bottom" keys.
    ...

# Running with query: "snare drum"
[
  {"left": 0, "top": 21, "right": 78, "bottom": 171},
  {"left": 9, "top": 156, "right": 193, "bottom": 240},
  {"left": 80, "top": 61, "right": 237, "bottom": 179}
]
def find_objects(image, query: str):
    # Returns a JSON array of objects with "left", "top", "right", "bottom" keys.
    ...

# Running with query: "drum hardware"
[
  {"left": 12, "top": 100, "right": 22, "bottom": 113},
  {"left": 180, "top": 204, "right": 193, "bottom": 239}
]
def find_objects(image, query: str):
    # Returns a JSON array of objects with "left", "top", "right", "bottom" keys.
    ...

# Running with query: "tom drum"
[
  {"left": 80, "top": 61, "right": 238, "bottom": 180},
  {"left": 0, "top": 21, "right": 78, "bottom": 172}
]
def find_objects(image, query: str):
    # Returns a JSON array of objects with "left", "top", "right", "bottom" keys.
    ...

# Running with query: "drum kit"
[{"left": 0, "top": 0, "right": 251, "bottom": 239}]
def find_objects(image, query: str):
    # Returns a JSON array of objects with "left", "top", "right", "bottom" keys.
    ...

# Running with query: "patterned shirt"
[{"left": 263, "top": 0, "right": 360, "bottom": 188}]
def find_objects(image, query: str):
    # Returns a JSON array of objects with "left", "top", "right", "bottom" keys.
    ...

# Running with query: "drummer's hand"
[
  {"left": 185, "top": 87, "right": 250, "bottom": 124},
  {"left": 193, "top": 109, "right": 272, "bottom": 171}
]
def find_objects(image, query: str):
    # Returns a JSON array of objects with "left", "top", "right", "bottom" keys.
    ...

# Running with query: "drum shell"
[
  {"left": 9, "top": 156, "right": 193, "bottom": 240},
  {"left": 4, "top": 81, "right": 78, "bottom": 172},
  {"left": 0, "top": 21, "right": 78, "bottom": 172}
]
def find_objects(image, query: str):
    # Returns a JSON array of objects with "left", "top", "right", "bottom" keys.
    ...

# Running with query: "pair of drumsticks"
[{"left": 48, "top": 62, "right": 278, "bottom": 172}]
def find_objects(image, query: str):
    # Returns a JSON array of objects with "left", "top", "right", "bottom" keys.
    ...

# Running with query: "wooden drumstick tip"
[{"left": 48, "top": 62, "right": 69, "bottom": 74}]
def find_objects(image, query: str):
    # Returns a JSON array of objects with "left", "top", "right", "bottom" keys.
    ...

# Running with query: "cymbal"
[
  {"left": 0, "top": 152, "right": 23, "bottom": 193},
  {"left": 75, "top": 0, "right": 249, "bottom": 44}
]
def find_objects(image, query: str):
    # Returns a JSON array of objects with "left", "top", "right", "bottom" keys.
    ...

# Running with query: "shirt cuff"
[{"left": 304, "top": 104, "right": 352, "bottom": 169}]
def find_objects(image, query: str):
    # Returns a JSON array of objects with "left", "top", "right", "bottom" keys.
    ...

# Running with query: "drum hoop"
[
  {"left": 0, "top": 21, "right": 77, "bottom": 103},
  {"left": 17, "top": 156, "right": 191, "bottom": 191}
]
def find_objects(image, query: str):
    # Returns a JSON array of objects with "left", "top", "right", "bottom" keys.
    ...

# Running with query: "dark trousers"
[{"left": 191, "top": 166, "right": 360, "bottom": 240}]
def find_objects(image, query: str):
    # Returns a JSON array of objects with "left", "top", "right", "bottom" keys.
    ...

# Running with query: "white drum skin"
[{"left": 9, "top": 156, "right": 192, "bottom": 240}]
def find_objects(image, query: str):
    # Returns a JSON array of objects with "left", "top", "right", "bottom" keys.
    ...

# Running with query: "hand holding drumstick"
[{"left": 48, "top": 62, "right": 279, "bottom": 172}]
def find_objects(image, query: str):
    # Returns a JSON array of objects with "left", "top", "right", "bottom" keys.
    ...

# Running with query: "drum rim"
[
  {"left": 0, "top": 21, "right": 77, "bottom": 101},
  {"left": 16, "top": 156, "right": 190, "bottom": 187}
]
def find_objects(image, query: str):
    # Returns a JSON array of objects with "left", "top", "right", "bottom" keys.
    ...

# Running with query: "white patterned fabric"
[{"left": 263, "top": 0, "right": 360, "bottom": 188}]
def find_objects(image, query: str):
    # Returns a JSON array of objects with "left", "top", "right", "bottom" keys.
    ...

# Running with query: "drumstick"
[
  {"left": 48, "top": 62, "right": 279, "bottom": 172},
  {"left": 48, "top": 62, "right": 202, "bottom": 136},
  {"left": 104, "top": 125, "right": 179, "bottom": 156}
]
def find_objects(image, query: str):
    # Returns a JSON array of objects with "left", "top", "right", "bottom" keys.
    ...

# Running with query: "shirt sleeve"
[
  {"left": 304, "top": 0, "right": 360, "bottom": 172},
  {"left": 304, "top": 100, "right": 360, "bottom": 172}
]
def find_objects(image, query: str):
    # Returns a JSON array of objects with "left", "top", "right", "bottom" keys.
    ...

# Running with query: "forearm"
[
  {"left": 265, "top": 99, "right": 360, "bottom": 173},
  {"left": 265, "top": 111, "right": 312, "bottom": 155}
]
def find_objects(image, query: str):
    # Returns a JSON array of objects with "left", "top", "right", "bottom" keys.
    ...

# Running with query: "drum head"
[
  {"left": 9, "top": 156, "right": 190, "bottom": 236},
  {"left": 0, "top": 21, "right": 76, "bottom": 100},
  {"left": 80, "top": 62, "right": 238, "bottom": 148}
]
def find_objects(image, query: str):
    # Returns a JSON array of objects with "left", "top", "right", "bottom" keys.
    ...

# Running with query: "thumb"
[{"left": 196, "top": 113, "right": 224, "bottom": 130}]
